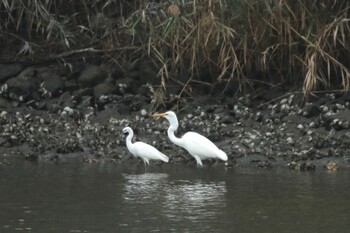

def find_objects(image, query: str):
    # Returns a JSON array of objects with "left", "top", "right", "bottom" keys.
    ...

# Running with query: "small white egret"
[
  {"left": 151, "top": 111, "right": 228, "bottom": 166},
  {"left": 122, "top": 127, "right": 169, "bottom": 166}
]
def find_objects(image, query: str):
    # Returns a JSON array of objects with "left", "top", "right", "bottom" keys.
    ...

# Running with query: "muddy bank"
[{"left": 0, "top": 63, "right": 350, "bottom": 170}]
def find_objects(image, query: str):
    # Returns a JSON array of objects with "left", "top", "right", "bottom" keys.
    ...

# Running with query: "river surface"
[{"left": 0, "top": 160, "right": 349, "bottom": 233}]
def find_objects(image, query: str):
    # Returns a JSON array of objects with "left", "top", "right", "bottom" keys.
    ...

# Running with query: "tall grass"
[{"left": 0, "top": 0, "right": 349, "bottom": 95}]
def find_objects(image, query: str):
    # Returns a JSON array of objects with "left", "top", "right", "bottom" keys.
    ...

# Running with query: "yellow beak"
[{"left": 151, "top": 112, "right": 166, "bottom": 117}]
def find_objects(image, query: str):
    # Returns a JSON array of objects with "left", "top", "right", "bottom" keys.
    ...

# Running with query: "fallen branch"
[{"left": 51, "top": 46, "right": 140, "bottom": 59}]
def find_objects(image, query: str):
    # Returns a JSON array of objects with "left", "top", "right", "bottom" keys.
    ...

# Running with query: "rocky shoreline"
[{"left": 1, "top": 63, "right": 350, "bottom": 170}]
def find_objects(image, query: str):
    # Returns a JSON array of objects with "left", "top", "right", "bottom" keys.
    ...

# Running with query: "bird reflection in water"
[
  {"left": 122, "top": 173, "right": 227, "bottom": 229},
  {"left": 164, "top": 181, "right": 227, "bottom": 223},
  {"left": 122, "top": 173, "right": 169, "bottom": 204}
]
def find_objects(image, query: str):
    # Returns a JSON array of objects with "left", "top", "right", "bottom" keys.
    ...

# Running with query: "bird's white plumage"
[
  {"left": 152, "top": 111, "right": 228, "bottom": 166},
  {"left": 123, "top": 127, "right": 169, "bottom": 165}
]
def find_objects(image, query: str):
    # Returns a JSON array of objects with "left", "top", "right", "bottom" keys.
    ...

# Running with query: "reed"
[{"left": 1, "top": 0, "right": 349, "bottom": 95}]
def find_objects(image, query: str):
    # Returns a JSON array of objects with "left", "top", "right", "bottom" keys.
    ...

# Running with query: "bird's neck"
[
  {"left": 167, "top": 123, "right": 184, "bottom": 147},
  {"left": 126, "top": 132, "right": 134, "bottom": 149}
]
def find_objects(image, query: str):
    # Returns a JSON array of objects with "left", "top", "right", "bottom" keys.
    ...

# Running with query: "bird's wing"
[
  {"left": 134, "top": 142, "right": 169, "bottom": 162},
  {"left": 181, "top": 132, "right": 222, "bottom": 159}
]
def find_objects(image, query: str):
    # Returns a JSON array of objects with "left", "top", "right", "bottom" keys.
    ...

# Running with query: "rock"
[
  {"left": 0, "top": 63, "right": 26, "bottom": 83},
  {"left": 326, "top": 160, "right": 339, "bottom": 171},
  {"left": 116, "top": 77, "right": 135, "bottom": 94},
  {"left": 137, "top": 62, "right": 158, "bottom": 85},
  {"left": 288, "top": 161, "right": 315, "bottom": 171},
  {"left": 35, "top": 101, "right": 47, "bottom": 110},
  {"left": 302, "top": 104, "right": 320, "bottom": 118},
  {"left": 37, "top": 71, "right": 64, "bottom": 97},
  {"left": 210, "top": 79, "right": 240, "bottom": 97},
  {"left": 255, "top": 112, "right": 263, "bottom": 122},
  {"left": 77, "top": 96, "right": 93, "bottom": 109},
  {"left": 5, "top": 70, "right": 40, "bottom": 101},
  {"left": 59, "top": 91, "right": 74, "bottom": 107},
  {"left": 0, "top": 97, "right": 13, "bottom": 108},
  {"left": 251, "top": 159, "right": 272, "bottom": 168},
  {"left": 140, "top": 109, "right": 148, "bottom": 116},
  {"left": 109, "top": 66, "right": 125, "bottom": 80},
  {"left": 286, "top": 137, "right": 294, "bottom": 145},
  {"left": 93, "top": 82, "right": 117, "bottom": 98},
  {"left": 333, "top": 109, "right": 350, "bottom": 122},
  {"left": 78, "top": 65, "right": 107, "bottom": 87}
]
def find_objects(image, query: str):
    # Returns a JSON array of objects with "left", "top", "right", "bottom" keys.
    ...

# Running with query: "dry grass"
[{"left": 1, "top": 0, "right": 349, "bottom": 95}]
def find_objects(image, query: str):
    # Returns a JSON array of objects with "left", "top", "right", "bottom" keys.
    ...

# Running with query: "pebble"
[
  {"left": 280, "top": 98, "right": 288, "bottom": 104},
  {"left": 63, "top": 106, "right": 74, "bottom": 116},
  {"left": 140, "top": 109, "right": 147, "bottom": 116},
  {"left": 326, "top": 160, "right": 339, "bottom": 171},
  {"left": 342, "top": 121, "right": 349, "bottom": 129},
  {"left": 286, "top": 137, "right": 294, "bottom": 145},
  {"left": 280, "top": 103, "right": 290, "bottom": 112},
  {"left": 321, "top": 105, "right": 329, "bottom": 112},
  {"left": 335, "top": 103, "right": 343, "bottom": 110}
]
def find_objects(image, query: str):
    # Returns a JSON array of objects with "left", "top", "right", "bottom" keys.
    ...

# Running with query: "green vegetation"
[{"left": 1, "top": 0, "right": 349, "bottom": 94}]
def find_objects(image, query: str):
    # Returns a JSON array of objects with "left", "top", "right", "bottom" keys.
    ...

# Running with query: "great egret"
[
  {"left": 151, "top": 111, "right": 228, "bottom": 166},
  {"left": 122, "top": 127, "right": 169, "bottom": 166}
]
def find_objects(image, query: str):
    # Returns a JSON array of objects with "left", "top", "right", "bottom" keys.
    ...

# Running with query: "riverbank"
[{"left": 0, "top": 64, "right": 350, "bottom": 170}]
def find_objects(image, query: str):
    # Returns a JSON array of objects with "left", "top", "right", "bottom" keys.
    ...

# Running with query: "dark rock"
[
  {"left": 127, "top": 70, "right": 139, "bottom": 79},
  {"left": 129, "top": 95, "right": 149, "bottom": 111},
  {"left": 48, "top": 103, "right": 61, "bottom": 113},
  {"left": 16, "top": 66, "right": 37, "bottom": 78},
  {"left": 93, "top": 107, "right": 122, "bottom": 123},
  {"left": 59, "top": 91, "right": 74, "bottom": 107},
  {"left": 75, "top": 88, "right": 94, "bottom": 97},
  {"left": 288, "top": 161, "right": 316, "bottom": 171},
  {"left": 93, "top": 82, "right": 118, "bottom": 98},
  {"left": 333, "top": 109, "right": 350, "bottom": 123},
  {"left": 251, "top": 159, "right": 272, "bottom": 168},
  {"left": 78, "top": 65, "right": 107, "bottom": 87},
  {"left": 222, "top": 115, "right": 237, "bottom": 124},
  {"left": 0, "top": 63, "right": 25, "bottom": 83},
  {"left": 35, "top": 101, "right": 47, "bottom": 110},
  {"left": 116, "top": 77, "right": 135, "bottom": 94},
  {"left": 0, "top": 97, "right": 12, "bottom": 108},
  {"left": 58, "top": 62, "right": 87, "bottom": 77},
  {"left": 260, "top": 86, "right": 286, "bottom": 101},
  {"left": 301, "top": 162, "right": 316, "bottom": 171},
  {"left": 37, "top": 71, "right": 64, "bottom": 97},
  {"left": 118, "top": 103, "right": 132, "bottom": 115},
  {"left": 210, "top": 79, "right": 240, "bottom": 97},
  {"left": 64, "top": 78, "right": 79, "bottom": 92},
  {"left": 138, "top": 85, "right": 153, "bottom": 97},
  {"left": 302, "top": 104, "right": 320, "bottom": 118},
  {"left": 110, "top": 66, "right": 125, "bottom": 80},
  {"left": 77, "top": 96, "right": 93, "bottom": 109},
  {"left": 137, "top": 62, "right": 158, "bottom": 85},
  {"left": 255, "top": 112, "right": 263, "bottom": 122},
  {"left": 5, "top": 70, "right": 40, "bottom": 101}
]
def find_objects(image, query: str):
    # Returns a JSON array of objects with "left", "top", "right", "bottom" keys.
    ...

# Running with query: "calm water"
[{"left": 0, "top": 160, "right": 349, "bottom": 233}]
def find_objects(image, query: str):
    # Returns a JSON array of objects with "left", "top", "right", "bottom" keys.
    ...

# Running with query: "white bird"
[
  {"left": 123, "top": 127, "right": 169, "bottom": 166},
  {"left": 151, "top": 111, "right": 228, "bottom": 166}
]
